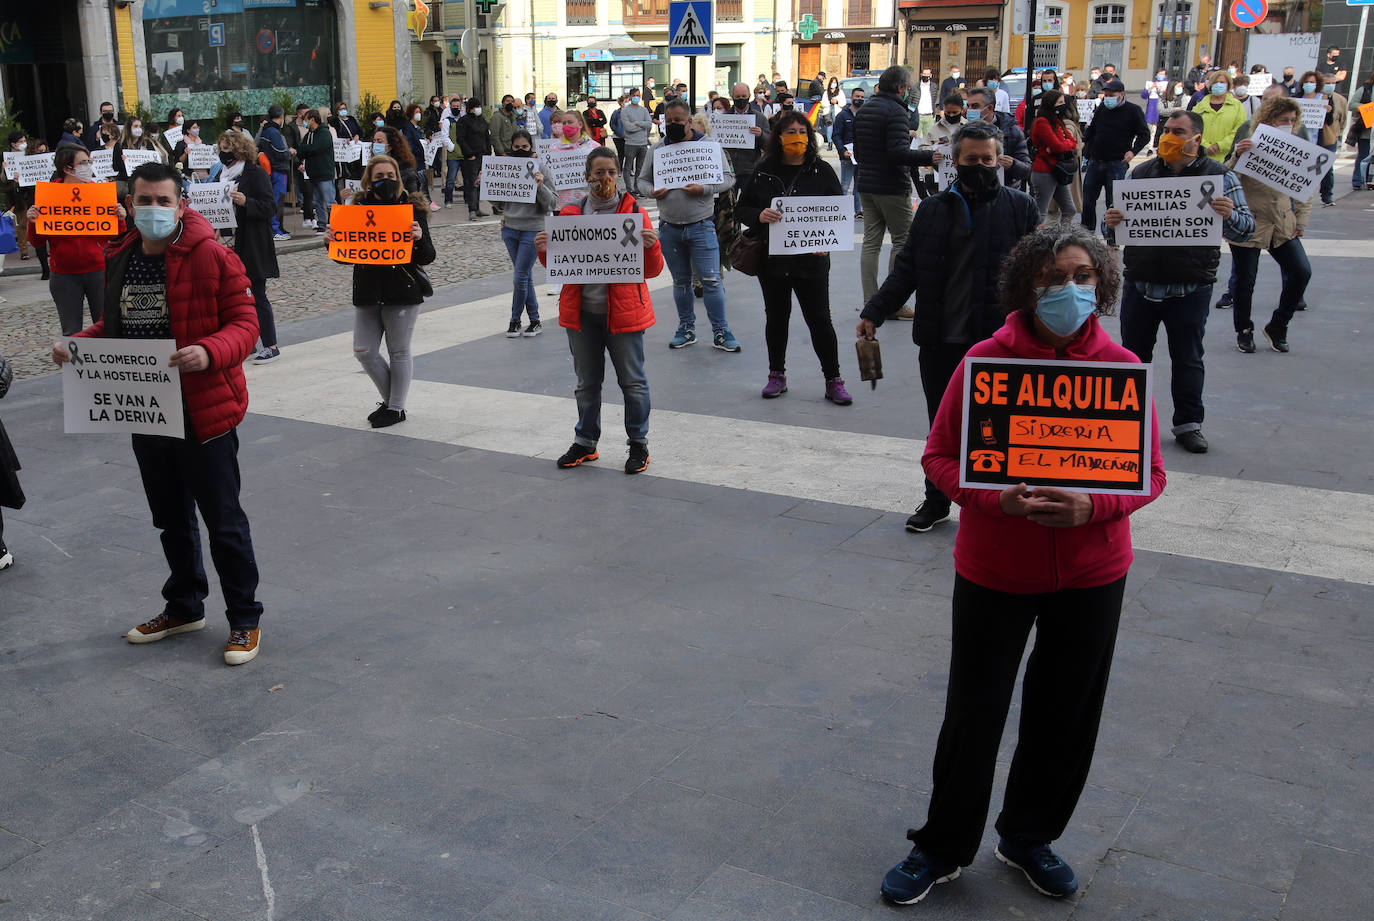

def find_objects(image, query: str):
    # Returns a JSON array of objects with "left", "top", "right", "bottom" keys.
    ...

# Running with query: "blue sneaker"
[
  {"left": 669, "top": 327, "right": 697, "bottom": 349},
  {"left": 994, "top": 838, "right": 1078, "bottom": 898},
  {"left": 712, "top": 328, "right": 741, "bottom": 352},
  {"left": 880, "top": 842, "right": 960, "bottom": 905}
]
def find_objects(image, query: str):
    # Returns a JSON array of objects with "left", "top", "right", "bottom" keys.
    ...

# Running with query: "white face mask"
[
  {"left": 175, "top": 116, "right": 184, "bottom": 125},
  {"left": 72, "top": 163, "right": 95, "bottom": 182},
  {"left": 15, "top": 142, "right": 26, "bottom": 152},
  {"left": 472, "top": 107, "right": 482, "bottom": 116},
  {"left": 131, "top": 127, "right": 142, "bottom": 138}
]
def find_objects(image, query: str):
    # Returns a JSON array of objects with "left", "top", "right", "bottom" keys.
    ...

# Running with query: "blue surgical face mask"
[
  {"left": 987, "top": 80, "right": 1000, "bottom": 90},
  {"left": 1211, "top": 82, "right": 1229, "bottom": 96},
  {"left": 1042, "top": 81, "right": 1055, "bottom": 91},
  {"left": 134, "top": 204, "right": 178, "bottom": 241},
  {"left": 1032, "top": 86, "right": 1043, "bottom": 96},
  {"left": 372, "top": 142, "right": 387, "bottom": 156},
  {"left": 1103, "top": 95, "right": 1121, "bottom": 109},
  {"left": 1322, "top": 84, "right": 1334, "bottom": 95},
  {"left": 1034, "top": 282, "right": 1097, "bottom": 337},
  {"left": 1302, "top": 82, "right": 1317, "bottom": 94}
]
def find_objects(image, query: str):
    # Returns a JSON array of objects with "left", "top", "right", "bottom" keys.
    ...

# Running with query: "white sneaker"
[
  {"left": 273, "top": 232, "right": 291, "bottom": 241},
  {"left": 0, "top": 548, "right": 13, "bottom": 571},
  {"left": 302, "top": 218, "right": 316, "bottom": 228},
  {"left": 547, "top": 286, "right": 560, "bottom": 296}
]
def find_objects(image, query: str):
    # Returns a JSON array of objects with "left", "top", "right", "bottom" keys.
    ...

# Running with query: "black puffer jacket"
[
  {"left": 345, "top": 190, "right": 438, "bottom": 307},
  {"left": 735, "top": 156, "right": 843, "bottom": 278},
  {"left": 853, "top": 89, "right": 933, "bottom": 195},
  {"left": 860, "top": 185, "right": 1039, "bottom": 346}
]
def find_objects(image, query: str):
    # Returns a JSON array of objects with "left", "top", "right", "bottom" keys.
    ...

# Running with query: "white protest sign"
[
  {"left": 120, "top": 148, "right": 163, "bottom": 172},
  {"left": 544, "top": 213, "right": 645, "bottom": 284},
  {"left": 90, "top": 148, "right": 116, "bottom": 181},
  {"left": 481, "top": 156, "right": 540, "bottom": 203},
  {"left": 768, "top": 195, "right": 855, "bottom": 253},
  {"left": 1112, "top": 176, "right": 1221, "bottom": 247},
  {"left": 1247, "top": 71, "right": 1273, "bottom": 92},
  {"left": 62, "top": 337, "right": 185, "bottom": 439},
  {"left": 1296, "top": 97, "right": 1329, "bottom": 133},
  {"left": 162, "top": 124, "right": 183, "bottom": 148},
  {"left": 543, "top": 145, "right": 591, "bottom": 191},
  {"left": 187, "top": 180, "right": 237, "bottom": 230},
  {"left": 536, "top": 137, "right": 556, "bottom": 160},
  {"left": 709, "top": 114, "right": 756, "bottom": 150},
  {"left": 334, "top": 136, "right": 360, "bottom": 163},
  {"left": 844, "top": 142, "right": 856, "bottom": 165},
  {"left": 1234, "top": 123, "right": 1330, "bottom": 203},
  {"left": 422, "top": 137, "right": 445, "bottom": 165},
  {"left": 2, "top": 151, "right": 16, "bottom": 181},
  {"left": 344, "top": 179, "right": 363, "bottom": 196},
  {"left": 652, "top": 141, "right": 726, "bottom": 188},
  {"left": 14, "top": 153, "right": 56, "bottom": 187},
  {"left": 186, "top": 144, "right": 217, "bottom": 171},
  {"left": 1076, "top": 97, "right": 1101, "bottom": 125}
]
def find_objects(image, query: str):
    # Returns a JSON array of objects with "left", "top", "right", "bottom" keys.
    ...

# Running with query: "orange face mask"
[
  {"left": 1157, "top": 132, "right": 1193, "bottom": 163},
  {"left": 781, "top": 135, "right": 809, "bottom": 157}
]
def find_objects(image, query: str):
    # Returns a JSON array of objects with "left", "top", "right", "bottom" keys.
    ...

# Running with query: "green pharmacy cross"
[
  {"left": 797, "top": 13, "right": 819, "bottom": 40},
  {"left": 475, "top": 0, "right": 498, "bottom": 14}
]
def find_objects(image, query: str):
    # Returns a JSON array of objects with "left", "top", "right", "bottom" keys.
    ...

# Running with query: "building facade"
[
  {"left": 897, "top": 0, "right": 1004, "bottom": 82},
  {"left": 791, "top": 0, "right": 900, "bottom": 85}
]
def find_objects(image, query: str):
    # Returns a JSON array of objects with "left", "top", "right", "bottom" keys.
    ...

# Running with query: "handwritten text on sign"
[
  {"left": 481, "top": 156, "right": 541, "bottom": 203},
  {"left": 188, "top": 181, "right": 237, "bottom": 230},
  {"left": 34, "top": 182, "right": 119, "bottom": 236},
  {"left": 652, "top": 141, "right": 726, "bottom": 188},
  {"left": 544, "top": 213, "right": 646, "bottom": 284},
  {"left": 768, "top": 195, "right": 854, "bottom": 253},
  {"left": 62, "top": 337, "right": 186, "bottom": 439},
  {"left": 959, "top": 356, "right": 1154, "bottom": 496},
  {"left": 327, "top": 204, "right": 414, "bottom": 264},
  {"left": 1113, "top": 176, "right": 1221, "bottom": 247},
  {"left": 13, "top": 153, "right": 57, "bottom": 187},
  {"left": 1234, "top": 123, "right": 1329, "bottom": 203},
  {"left": 708, "top": 114, "right": 757, "bottom": 150}
]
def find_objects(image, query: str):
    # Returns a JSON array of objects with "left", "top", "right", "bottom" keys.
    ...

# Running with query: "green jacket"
[
  {"left": 489, "top": 107, "right": 520, "bottom": 155},
  {"left": 297, "top": 126, "right": 336, "bottom": 180}
]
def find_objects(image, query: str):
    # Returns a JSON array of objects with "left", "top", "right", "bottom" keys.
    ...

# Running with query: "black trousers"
[
  {"left": 912, "top": 573, "right": 1127, "bottom": 866},
  {"left": 917, "top": 340, "right": 970, "bottom": 508},
  {"left": 461, "top": 156, "right": 483, "bottom": 213},
  {"left": 759, "top": 271, "right": 840, "bottom": 379},
  {"left": 250, "top": 277, "right": 277, "bottom": 348},
  {"left": 132, "top": 428, "right": 263, "bottom": 629}
]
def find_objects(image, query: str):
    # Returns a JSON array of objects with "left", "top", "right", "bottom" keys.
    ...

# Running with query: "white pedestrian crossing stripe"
[{"left": 246, "top": 287, "right": 1374, "bottom": 586}]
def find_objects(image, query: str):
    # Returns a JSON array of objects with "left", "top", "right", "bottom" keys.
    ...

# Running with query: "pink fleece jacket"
[{"left": 922, "top": 310, "right": 1167, "bottom": 594}]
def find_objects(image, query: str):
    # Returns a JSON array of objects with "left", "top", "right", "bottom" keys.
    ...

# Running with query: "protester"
[
  {"left": 620, "top": 91, "right": 653, "bottom": 195},
  {"left": 878, "top": 225, "right": 1165, "bottom": 907},
  {"left": 501, "top": 131, "right": 557, "bottom": 337},
  {"left": 1224, "top": 96, "right": 1311, "bottom": 354},
  {"left": 171, "top": 119, "right": 211, "bottom": 183},
  {"left": 1029, "top": 90, "right": 1080, "bottom": 224},
  {"left": 490, "top": 94, "right": 520, "bottom": 156},
  {"left": 1187, "top": 55, "right": 1213, "bottom": 90},
  {"left": 735, "top": 111, "right": 850, "bottom": 403},
  {"left": 1309, "top": 73, "right": 1345, "bottom": 206},
  {"left": 331, "top": 155, "right": 436, "bottom": 428},
  {"left": 1280, "top": 67, "right": 1298, "bottom": 96},
  {"left": 456, "top": 98, "right": 493, "bottom": 219},
  {"left": 1192, "top": 71, "right": 1246, "bottom": 161},
  {"left": 641, "top": 97, "right": 740, "bottom": 352},
  {"left": 296, "top": 109, "right": 336, "bottom": 235},
  {"left": 83, "top": 101, "right": 117, "bottom": 150},
  {"left": 213, "top": 130, "right": 282, "bottom": 365},
  {"left": 1080, "top": 78, "right": 1150, "bottom": 239},
  {"left": 724, "top": 82, "right": 770, "bottom": 193},
  {"left": 1105, "top": 110, "right": 1255, "bottom": 454},
  {"left": 5, "top": 132, "right": 35, "bottom": 261},
  {"left": 854, "top": 65, "right": 935, "bottom": 307},
  {"left": 375, "top": 126, "right": 421, "bottom": 194},
  {"left": 966, "top": 88, "right": 1031, "bottom": 189},
  {"left": 1017, "top": 70, "right": 1060, "bottom": 134},
  {"left": 831, "top": 85, "right": 865, "bottom": 216},
  {"left": 52, "top": 161, "right": 266, "bottom": 665},
  {"left": 59, "top": 117, "right": 84, "bottom": 149},
  {"left": 1232, "top": 73, "right": 1261, "bottom": 119},
  {"left": 608, "top": 95, "right": 629, "bottom": 168},
  {"left": 284, "top": 104, "right": 314, "bottom": 227},
  {"left": 983, "top": 68, "right": 1010, "bottom": 113},
  {"left": 823, "top": 76, "right": 842, "bottom": 148},
  {"left": 0, "top": 353, "right": 20, "bottom": 572},
  {"left": 113, "top": 118, "right": 162, "bottom": 200},
  {"left": 257, "top": 105, "right": 292, "bottom": 240},
  {"left": 539, "top": 93, "right": 559, "bottom": 139},
  {"left": 1351, "top": 72, "right": 1373, "bottom": 191},
  {"left": 584, "top": 97, "right": 607, "bottom": 144},
  {"left": 27, "top": 146, "right": 127, "bottom": 335},
  {"left": 857, "top": 121, "right": 1039, "bottom": 532},
  {"left": 550, "top": 110, "right": 600, "bottom": 210},
  {"left": 535, "top": 146, "right": 663, "bottom": 474},
  {"left": 329, "top": 102, "right": 364, "bottom": 185},
  {"left": 918, "top": 94, "right": 969, "bottom": 198}
]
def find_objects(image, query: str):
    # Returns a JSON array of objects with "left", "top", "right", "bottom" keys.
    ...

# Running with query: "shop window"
[
  {"left": 142, "top": 0, "right": 338, "bottom": 118},
  {"left": 848, "top": 0, "right": 872, "bottom": 28},
  {"left": 567, "top": 0, "right": 598, "bottom": 25},
  {"left": 964, "top": 37, "right": 988, "bottom": 77},
  {"left": 848, "top": 43, "right": 870, "bottom": 74},
  {"left": 1093, "top": 4, "right": 1127, "bottom": 27}
]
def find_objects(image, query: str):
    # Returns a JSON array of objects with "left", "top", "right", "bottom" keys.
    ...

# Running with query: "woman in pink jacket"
[{"left": 880, "top": 225, "right": 1166, "bottom": 907}]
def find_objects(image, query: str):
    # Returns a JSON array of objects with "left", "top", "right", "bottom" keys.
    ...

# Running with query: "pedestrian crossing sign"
[{"left": 668, "top": 0, "right": 713, "bottom": 55}]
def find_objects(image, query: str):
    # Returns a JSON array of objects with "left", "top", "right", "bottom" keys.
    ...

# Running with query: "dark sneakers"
[
  {"left": 880, "top": 841, "right": 961, "bottom": 905},
  {"left": 1175, "top": 430, "right": 1209, "bottom": 453},
  {"left": 1237, "top": 328, "right": 1256, "bottom": 353},
  {"left": 1263, "top": 323, "right": 1289, "bottom": 353},
  {"left": 371, "top": 408, "right": 406, "bottom": 428},
  {"left": 994, "top": 838, "right": 1079, "bottom": 898},
  {"left": 557, "top": 443, "right": 599, "bottom": 468},
  {"left": 625, "top": 442, "right": 650, "bottom": 475},
  {"left": 905, "top": 501, "right": 951, "bottom": 533}
]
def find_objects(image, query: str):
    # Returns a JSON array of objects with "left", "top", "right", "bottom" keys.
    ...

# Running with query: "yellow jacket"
[{"left": 1192, "top": 95, "right": 1248, "bottom": 162}]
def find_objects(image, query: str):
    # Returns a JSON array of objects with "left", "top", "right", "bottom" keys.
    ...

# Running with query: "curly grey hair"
[{"left": 999, "top": 225, "right": 1122, "bottom": 317}]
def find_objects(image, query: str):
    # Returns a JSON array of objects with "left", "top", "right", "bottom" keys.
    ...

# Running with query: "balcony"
[
  {"left": 718, "top": 0, "right": 743, "bottom": 21},
  {"left": 568, "top": 0, "right": 598, "bottom": 25},
  {"left": 623, "top": 0, "right": 669, "bottom": 26}
]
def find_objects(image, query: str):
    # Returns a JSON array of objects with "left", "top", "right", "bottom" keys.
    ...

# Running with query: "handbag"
[
  {"left": 0, "top": 213, "right": 17, "bottom": 256},
  {"left": 727, "top": 232, "right": 765, "bottom": 276},
  {"left": 403, "top": 264, "right": 434, "bottom": 297},
  {"left": 1052, "top": 151, "right": 1079, "bottom": 186}
]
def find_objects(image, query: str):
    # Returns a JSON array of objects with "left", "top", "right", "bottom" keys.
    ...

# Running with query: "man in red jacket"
[{"left": 52, "top": 162, "right": 266, "bottom": 665}]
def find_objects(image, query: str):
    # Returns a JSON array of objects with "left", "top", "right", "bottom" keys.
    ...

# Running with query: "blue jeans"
[
  {"left": 1319, "top": 142, "right": 1338, "bottom": 202},
  {"left": 566, "top": 322, "right": 650, "bottom": 446},
  {"left": 1354, "top": 137, "right": 1370, "bottom": 189},
  {"left": 1229, "top": 240, "right": 1311, "bottom": 334},
  {"left": 658, "top": 218, "right": 727, "bottom": 334},
  {"left": 1119, "top": 283, "right": 1210, "bottom": 434},
  {"left": 1081, "top": 159, "right": 1128, "bottom": 240},
  {"left": 443, "top": 159, "right": 461, "bottom": 203},
  {"left": 501, "top": 226, "right": 539, "bottom": 322},
  {"left": 269, "top": 172, "right": 287, "bottom": 235},
  {"left": 838, "top": 157, "right": 862, "bottom": 214},
  {"left": 310, "top": 178, "right": 335, "bottom": 228}
]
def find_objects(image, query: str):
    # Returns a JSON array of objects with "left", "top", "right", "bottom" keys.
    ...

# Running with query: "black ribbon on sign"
[
  {"left": 1306, "top": 153, "right": 1330, "bottom": 175},
  {"left": 1197, "top": 180, "right": 1215, "bottom": 209},
  {"left": 524, "top": 160, "right": 536, "bottom": 177},
  {"left": 622, "top": 218, "right": 639, "bottom": 247},
  {"left": 70, "top": 187, "right": 81, "bottom": 202},
  {"left": 364, "top": 209, "right": 377, "bottom": 227},
  {"left": 67, "top": 341, "right": 84, "bottom": 366}
]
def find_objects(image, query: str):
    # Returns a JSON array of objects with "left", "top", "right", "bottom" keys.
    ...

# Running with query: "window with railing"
[
  {"left": 624, "top": 0, "right": 670, "bottom": 26},
  {"left": 568, "top": 0, "right": 598, "bottom": 25},
  {"left": 847, "top": 0, "right": 872, "bottom": 27},
  {"left": 797, "top": 0, "right": 823, "bottom": 21},
  {"left": 718, "top": 0, "right": 743, "bottom": 21}
]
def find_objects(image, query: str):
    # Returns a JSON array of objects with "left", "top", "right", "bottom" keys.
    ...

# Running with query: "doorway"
[
  {"left": 1, "top": 1, "right": 85, "bottom": 143},
  {"left": 797, "top": 45, "right": 820, "bottom": 86}
]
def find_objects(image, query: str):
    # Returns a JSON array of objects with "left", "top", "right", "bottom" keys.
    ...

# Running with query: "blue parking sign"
[
  {"left": 208, "top": 22, "right": 226, "bottom": 47},
  {"left": 668, "top": 1, "right": 712, "bottom": 55}
]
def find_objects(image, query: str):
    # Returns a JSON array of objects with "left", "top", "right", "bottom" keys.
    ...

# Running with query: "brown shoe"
[
  {"left": 895, "top": 306, "right": 916, "bottom": 319},
  {"left": 127, "top": 612, "right": 206, "bottom": 644},
  {"left": 224, "top": 627, "right": 261, "bottom": 666}
]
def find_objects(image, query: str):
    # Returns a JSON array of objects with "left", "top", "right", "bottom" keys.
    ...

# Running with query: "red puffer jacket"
[
  {"left": 76, "top": 209, "right": 259, "bottom": 442},
  {"left": 538, "top": 194, "right": 664, "bottom": 333}
]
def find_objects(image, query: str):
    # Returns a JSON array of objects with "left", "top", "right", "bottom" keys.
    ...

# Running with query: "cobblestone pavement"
[{"left": 0, "top": 216, "right": 511, "bottom": 382}]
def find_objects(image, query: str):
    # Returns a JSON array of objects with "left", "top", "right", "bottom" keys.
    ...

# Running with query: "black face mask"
[
  {"left": 371, "top": 178, "right": 399, "bottom": 201},
  {"left": 733, "top": 97, "right": 749, "bottom": 110},
  {"left": 218, "top": 150, "right": 237, "bottom": 166},
  {"left": 852, "top": 98, "right": 863, "bottom": 108},
  {"left": 504, "top": 102, "right": 514, "bottom": 111},
  {"left": 510, "top": 147, "right": 533, "bottom": 157},
  {"left": 451, "top": 108, "right": 462, "bottom": 115},
  {"left": 665, "top": 122, "right": 687, "bottom": 142},
  {"left": 955, "top": 163, "right": 1001, "bottom": 203}
]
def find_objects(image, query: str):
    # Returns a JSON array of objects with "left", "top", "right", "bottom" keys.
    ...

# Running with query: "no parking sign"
[
  {"left": 256, "top": 29, "right": 275, "bottom": 53},
  {"left": 1229, "top": 0, "right": 1267, "bottom": 28}
]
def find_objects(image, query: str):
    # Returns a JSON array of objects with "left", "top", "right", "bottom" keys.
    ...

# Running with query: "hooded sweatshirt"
[{"left": 922, "top": 310, "right": 1167, "bottom": 594}]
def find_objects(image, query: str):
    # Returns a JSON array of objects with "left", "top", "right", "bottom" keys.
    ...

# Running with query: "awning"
[{"left": 572, "top": 37, "right": 660, "bottom": 62}]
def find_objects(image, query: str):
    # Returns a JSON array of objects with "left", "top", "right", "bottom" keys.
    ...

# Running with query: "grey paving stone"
[
  {"left": 1126, "top": 576, "right": 1267, "bottom": 648},
  {"left": 0, "top": 825, "right": 39, "bottom": 872},
  {"left": 1071, "top": 849, "right": 1283, "bottom": 921},
  {"left": 747, "top": 636, "right": 917, "bottom": 730},
  {"left": 469, "top": 878, "right": 653, "bottom": 921},
  {"left": 97, "top": 892, "right": 214, "bottom": 921},
  {"left": 664, "top": 864, "right": 873, "bottom": 921},
  {"left": 1307, "top": 756, "right": 1374, "bottom": 858},
  {"left": 1279, "top": 841, "right": 1374, "bottom": 920}
]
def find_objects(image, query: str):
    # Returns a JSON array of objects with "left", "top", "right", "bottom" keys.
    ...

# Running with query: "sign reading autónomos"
[
  {"left": 62, "top": 337, "right": 186, "bottom": 439},
  {"left": 34, "top": 182, "right": 119, "bottom": 236},
  {"left": 768, "top": 195, "right": 854, "bottom": 253},
  {"left": 544, "top": 213, "right": 646, "bottom": 284},
  {"left": 652, "top": 141, "right": 726, "bottom": 188},
  {"left": 481, "top": 156, "right": 541, "bottom": 203},
  {"left": 959, "top": 356, "right": 1154, "bottom": 496},
  {"left": 1112, "top": 176, "right": 1221, "bottom": 246},
  {"left": 327, "top": 204, "right": 414, "bottom": 264},
  {"left": 1233, "top": 123, "right": 1330, "bottom": 203}
]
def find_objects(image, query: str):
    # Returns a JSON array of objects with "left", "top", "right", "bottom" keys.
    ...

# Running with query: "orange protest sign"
[
  {"left": 34, "top": 181, "right": 119, "bottom": 236},
  {"left": 1361, "top": 101, "right": 1374, "bottom": 129},
  {"left": 327, "top": 204, "right": 414, "bottom": 265}
]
